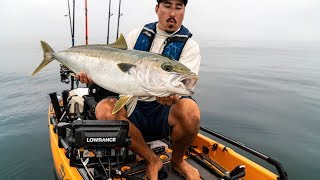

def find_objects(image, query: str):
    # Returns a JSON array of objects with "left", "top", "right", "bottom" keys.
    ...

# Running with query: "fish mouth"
[
  {"left": 181, "top": 77, "right": 197, "bottom": 94},
  {"left": 172, "top": 74, "right": 199, "bottom": 95}
]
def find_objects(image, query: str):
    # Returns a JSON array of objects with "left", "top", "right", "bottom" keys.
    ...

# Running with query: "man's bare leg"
[
  {"left": 95, "top": 98, "right": 163, "bottom": 180},
  {"left": 168, "top": 98, "right": 201, "bottom": 180}
]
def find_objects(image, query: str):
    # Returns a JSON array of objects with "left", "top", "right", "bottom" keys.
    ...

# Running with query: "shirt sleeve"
[
  {"left": 125, "top": 28, "right": 142, "bottom": 50},
  {"left": 179, "top": 38, "right": 201, "bottom": 75}
]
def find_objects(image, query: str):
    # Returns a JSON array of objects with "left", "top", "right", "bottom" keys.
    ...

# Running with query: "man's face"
[{"left": 155, "top": 0, "right": 185, "bottom": 33}]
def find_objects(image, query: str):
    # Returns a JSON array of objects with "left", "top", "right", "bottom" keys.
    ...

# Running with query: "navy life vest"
[{"left": 133, "top": 22, "right": 192, "bottom": 61}]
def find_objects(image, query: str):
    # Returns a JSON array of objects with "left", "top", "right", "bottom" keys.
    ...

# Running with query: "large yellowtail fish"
[{"left": 32, "top": 34, "right": 199, "bottom": 116}]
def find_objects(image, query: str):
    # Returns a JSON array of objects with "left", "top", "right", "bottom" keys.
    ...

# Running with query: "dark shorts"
[{"left": 128, "top": 96, "right": 195, "bottom": 142}]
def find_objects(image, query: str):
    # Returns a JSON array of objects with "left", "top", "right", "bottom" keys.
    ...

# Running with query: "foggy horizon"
[{"left": 0, "top": 0, "right": 319, "bottom": 47}]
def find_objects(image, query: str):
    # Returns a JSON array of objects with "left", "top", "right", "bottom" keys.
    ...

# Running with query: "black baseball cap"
[{"left": 157, "top": 0, "right": 188, "bottom": 5}]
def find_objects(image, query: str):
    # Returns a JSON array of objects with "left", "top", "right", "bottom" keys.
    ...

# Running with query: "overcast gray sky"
[{"left": 1, "top": 0, "right": 320, "bottom": 47}]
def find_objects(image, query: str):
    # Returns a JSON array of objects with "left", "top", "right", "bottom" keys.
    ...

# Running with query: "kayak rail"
[{"left": 200, "top": 126, "right": 288, "bottom": 180}]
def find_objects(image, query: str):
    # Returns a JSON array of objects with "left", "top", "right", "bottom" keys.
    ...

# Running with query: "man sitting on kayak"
[{"left": 77, "top": 0, "right": 201, "bottom": 179}]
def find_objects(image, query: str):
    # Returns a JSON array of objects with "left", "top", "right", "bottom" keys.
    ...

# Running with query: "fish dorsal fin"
[
  {"left": 109, "top": 34, "right": 128, "bottom": 50},
  {"left": 71, "top": 33, "right": 128, "bottom": 50}
]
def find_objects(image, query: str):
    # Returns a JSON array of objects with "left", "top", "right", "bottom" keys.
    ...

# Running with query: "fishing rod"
[
  {"left": 72, "top": 0, "right": 75, "bottom": 46},
  {"left": 66, "top": 0, "right": 73, "bottom": 44},
  {"left": 85, "top": 0, "right": 88, "bottom": 45},
  {"left": 66, "top": 0, "right": 76, "bottom": 47},
  {"left": 70, "top": 0, "right": 76, "bottom": 89},
  {"left": 107, "top": 0, "right": 113, "bottom": 44},
  {"left": 63, "top": 0, "right": 76, "bottom": 89},
  {"left": 116, "top": 0, "right": 123, "bottom": 39},
  {"left": 65, "top": 0, "right": 76, "bottom": 46}
]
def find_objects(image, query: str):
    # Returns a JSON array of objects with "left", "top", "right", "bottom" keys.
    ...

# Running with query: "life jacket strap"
[{"left": 134, "top": 22, "right": 192, "bottom": 61}]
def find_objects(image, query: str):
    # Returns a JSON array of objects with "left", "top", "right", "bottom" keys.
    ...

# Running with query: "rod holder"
[
  {"left": 49, "top": 92, "right": 62, "bottom": 121},
  {"left": 62, "top": 90, "right": 70, "bottom": 108}
]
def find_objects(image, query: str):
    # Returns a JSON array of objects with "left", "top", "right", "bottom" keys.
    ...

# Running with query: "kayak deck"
[
  {"left": 73, "top": 151, "right": 220, "bottom": 180},
  {"left": 48, "top": 88, "right": 287, "bottom": 180},
  {"left": 118, "top": 151, "right": 219, "bottom": 179}
]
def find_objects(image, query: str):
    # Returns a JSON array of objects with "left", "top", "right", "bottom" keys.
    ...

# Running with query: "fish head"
[{"left": 134, "top": 56, "right": 199, "bottom": 96}]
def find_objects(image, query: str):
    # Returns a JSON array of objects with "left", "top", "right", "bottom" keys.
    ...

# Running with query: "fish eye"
[{"left": 163, "top": 65, "right": 173, "bottom": 72}]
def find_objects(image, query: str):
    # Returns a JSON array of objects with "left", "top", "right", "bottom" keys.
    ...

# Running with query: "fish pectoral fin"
[
  {"left": 117, "top": 63, "right": 136, "bottom": 73},
  {"left": 126, "top": 96, "right": 138, "bottom": 117},
  {"left": 112, "top": 95, "right": 133, "bottom": 115}
]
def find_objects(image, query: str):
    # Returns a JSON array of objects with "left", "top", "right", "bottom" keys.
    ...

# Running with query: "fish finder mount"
[
  {"left": 56, "top": 120, "right": 131, "bottom": 168},
  {"left": 60, "top": 64, "right": 72, "bottom": 84}
]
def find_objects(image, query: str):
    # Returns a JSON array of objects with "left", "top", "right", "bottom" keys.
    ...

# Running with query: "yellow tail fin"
[{"left": 31, "top": 41, "right": 55, "bottom": 76}]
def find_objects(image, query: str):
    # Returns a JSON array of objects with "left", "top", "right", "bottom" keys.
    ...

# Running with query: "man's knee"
[
  {"left": 95, "top": 98, "right": 124, "bottom": 120},
  {"left": 170, "top": 99, "right": 200, "bottom": 135}
]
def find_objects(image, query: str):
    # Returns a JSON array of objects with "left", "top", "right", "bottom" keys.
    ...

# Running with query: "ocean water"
[{"left": 0, "top": 41, "right": 319, "bottom": 179}]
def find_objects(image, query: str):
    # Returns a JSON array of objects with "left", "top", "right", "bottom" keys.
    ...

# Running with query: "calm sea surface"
[{"left": 0, "top": 41, "right": 319, "bottom": 179}]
